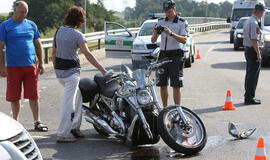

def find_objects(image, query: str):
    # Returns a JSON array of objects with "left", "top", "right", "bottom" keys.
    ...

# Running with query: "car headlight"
[
  {"left": 264, "top": 34, "right": 270, "bottom": 41},
  {"left": 137, "top": 90, "right": 151, "bottom": 105},
  {"left": 133, "top": 44, "right": 146, "bottom": 50},
  {"left": 237, "top": 34, "right": 242, "bottom": 38}
]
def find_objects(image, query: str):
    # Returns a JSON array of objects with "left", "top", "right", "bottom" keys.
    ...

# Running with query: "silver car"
[
  {"left": 233, "top": 17, "right": 249, "bottom": 50},
  {"left": 0, "top": 112, "right": 43, "bottom": 160}
]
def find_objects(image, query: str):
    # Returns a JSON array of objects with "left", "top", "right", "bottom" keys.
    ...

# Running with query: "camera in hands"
[{"left": 156, "top": 25, "right": 164, "bottom": 34}]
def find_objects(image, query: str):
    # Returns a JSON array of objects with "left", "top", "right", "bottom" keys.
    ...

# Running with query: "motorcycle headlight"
[
  {"left": 237, "top": 34, "right": 242, "bottom": 38},
  {"left": 133, "top": 44, "right": 146, "bottom": 50},
  {"left": 264, "top": 34, "right": 270, "bottom": 41},
  {"left": 137, "top": 90, "right": 151, "bottom": 105}
]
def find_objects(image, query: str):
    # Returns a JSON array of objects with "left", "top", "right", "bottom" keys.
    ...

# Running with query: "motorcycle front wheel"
[{"left": 157, "top": 106, "right": 207, "bottom": 155}]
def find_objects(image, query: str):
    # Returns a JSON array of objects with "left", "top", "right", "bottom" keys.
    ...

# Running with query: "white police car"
[
  {"left": 104, "top": 14, "right": 196, "bottom": 69},
  {"left": 0, "top": 112, "right": 43, "bottom": 160},
  {"left": 260, "top": 9, "right": 270, "bottom": 67}
]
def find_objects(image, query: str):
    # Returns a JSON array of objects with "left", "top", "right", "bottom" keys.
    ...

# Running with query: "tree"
[
  {"left": 124, "top": 0, "right": 233, "bottom": 22},
  {"left": 0, "top": 15, "right": 7, "bottom": 24},
  {"left": 9, "top": 0, "right": 118, "bottom": 35}
]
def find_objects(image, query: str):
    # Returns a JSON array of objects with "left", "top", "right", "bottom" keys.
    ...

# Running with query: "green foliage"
[
  {"left": 10, "top": 0, "right": 118, "bottom": 35},
  {"left": 0, "top": 15, "right": 7, "bottom": 24},
  {"left": 123, "top": 0, "right": 233, "bottom": 22}
]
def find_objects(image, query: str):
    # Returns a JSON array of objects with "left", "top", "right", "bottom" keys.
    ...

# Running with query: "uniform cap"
[
  {"left": 255, "top": 3, "right": 265, "bottom": 11},
  {"left": 163, "top": 0, "right": 176, "bottom": 12}
]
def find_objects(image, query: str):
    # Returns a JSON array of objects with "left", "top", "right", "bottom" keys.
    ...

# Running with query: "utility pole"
[
  {"left": 82, "top": 0, "right": 86, "bottom": 34},
  {"left": 205, "top": 0, "right": 208, "bottom": 23}
]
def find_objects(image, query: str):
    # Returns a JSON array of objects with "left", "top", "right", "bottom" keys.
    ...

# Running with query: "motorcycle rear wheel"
[{"left": 157, "top": 106, "right": 207, "bottom": 155}]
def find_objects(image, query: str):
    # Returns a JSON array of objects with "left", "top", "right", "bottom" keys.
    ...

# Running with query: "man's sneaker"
[{"left": 56, "top": 136, "right": 77, "bottom": 143}]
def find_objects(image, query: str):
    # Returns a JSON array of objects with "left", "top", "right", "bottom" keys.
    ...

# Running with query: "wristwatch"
[{"left": 170, "top": 32, "right": 174, "bottom": 37}]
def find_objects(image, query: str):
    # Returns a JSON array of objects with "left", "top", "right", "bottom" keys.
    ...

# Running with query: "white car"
[
  {"left": 0, "top": 112, "right": 43, "bottom": 160},
  {"left": 260, "top": 9, "right": 270, "bottom": 67},
  {"left": 104, "top": 18, "right": 196, "bottom": 69}
]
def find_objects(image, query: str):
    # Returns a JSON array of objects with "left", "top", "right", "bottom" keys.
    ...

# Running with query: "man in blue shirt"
[{"left": 0, "top": 1, "right": 48, "bottom": 131}]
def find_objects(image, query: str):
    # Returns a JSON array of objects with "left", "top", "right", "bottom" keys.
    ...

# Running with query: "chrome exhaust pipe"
[{"left": 84, "top": 110, "right": 119, "bottom": 136}]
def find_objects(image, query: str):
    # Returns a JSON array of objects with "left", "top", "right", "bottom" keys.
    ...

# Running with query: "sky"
[{"left": 0, "top": 0, "right": 235, "bottom": 13}]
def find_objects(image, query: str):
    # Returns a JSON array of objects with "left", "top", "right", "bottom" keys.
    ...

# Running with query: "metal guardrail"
[{"left": 40, "top": 20, "right": 229, "bottom": 64}]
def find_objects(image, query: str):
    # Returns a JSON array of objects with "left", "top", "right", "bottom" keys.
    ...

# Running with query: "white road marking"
[
  {"left": 32, "top": 135, "right": 51, "bottom": 139},
  {"left": 203, "top": 42, "right": 222, "bottom": 62}
]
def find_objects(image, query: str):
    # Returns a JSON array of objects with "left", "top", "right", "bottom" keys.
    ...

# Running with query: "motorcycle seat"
[{"left": 94, "top": 73, "right": 120, "bottom": 98}]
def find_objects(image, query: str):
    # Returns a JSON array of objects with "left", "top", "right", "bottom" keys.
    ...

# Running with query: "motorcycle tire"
[
  {"left": 157, "top": 105, "right": 207, "bottom": 155},
  {"left": 132, "top": 111, "right": 160, "bottom": 146},
  {"left": 93, "top": 125, "right": 109, "bottom": 137}
]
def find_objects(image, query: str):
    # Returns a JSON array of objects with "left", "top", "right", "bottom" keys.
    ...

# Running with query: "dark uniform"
[
  {"left": 156, "top": 15, "right": 188, "bottom": 87},
  {"left": 243, "top": 4, "right": 264, "bottom": 104}
]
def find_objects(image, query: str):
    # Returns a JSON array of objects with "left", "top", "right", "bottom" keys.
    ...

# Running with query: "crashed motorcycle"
[{"left": 79, "top": 48, "right": 207, "bottom": 155}]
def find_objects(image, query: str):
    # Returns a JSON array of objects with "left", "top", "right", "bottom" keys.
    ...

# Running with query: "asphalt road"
[{"left": 1, "top": 29, "right": 270, "bottom": 160}]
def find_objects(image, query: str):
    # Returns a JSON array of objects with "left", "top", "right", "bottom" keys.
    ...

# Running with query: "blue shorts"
[{"left": 156, "top": 57, "right": 184, "bottom": 87}]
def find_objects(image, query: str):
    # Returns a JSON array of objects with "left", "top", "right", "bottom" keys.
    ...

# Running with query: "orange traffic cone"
[
  {"left": 196, "top": 49, "right": 201, "bottom": 59},
  {"left": 222, "top": 90, "right": 236, "bottom": 110},
  {"left": 255, "top": 138, "right": 267, "bottom": 160}
]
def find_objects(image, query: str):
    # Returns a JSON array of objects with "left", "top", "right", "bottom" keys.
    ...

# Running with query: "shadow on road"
[
  {"left": 211, "top": 61, "right": 270, "bottom": 70},
  {"left": 211, "top": 61, "right": 246, "bottom": 70},
  {"left": 213, "top": 47, "right": 238, "bottom": 52},
  {"left": 36, "top": 129, "right": 202, "bottom": 160},
  {"left": 193, "top": 103, "right": 245, "bottom": 115}
]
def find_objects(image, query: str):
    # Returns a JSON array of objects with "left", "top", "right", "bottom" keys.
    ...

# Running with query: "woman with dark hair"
[{"left": 52, "top": 6, "right": 107, "bottom": 142}]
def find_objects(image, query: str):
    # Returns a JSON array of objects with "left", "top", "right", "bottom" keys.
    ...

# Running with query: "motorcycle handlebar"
[{"left": 151, "top": 60, "right": 172, "bottom": 68}]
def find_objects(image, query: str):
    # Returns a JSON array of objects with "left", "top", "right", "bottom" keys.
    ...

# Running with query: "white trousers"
[{"left": 57, "top": 73, "right": 83, "bottom": 137}]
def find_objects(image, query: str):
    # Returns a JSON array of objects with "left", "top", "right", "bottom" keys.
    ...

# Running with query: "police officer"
[
  {"left": 243, "top": 3, "right": 265, "bottom": 105},
  {"left": 151, "top": 0, "right": 188, "bottom": 107}
]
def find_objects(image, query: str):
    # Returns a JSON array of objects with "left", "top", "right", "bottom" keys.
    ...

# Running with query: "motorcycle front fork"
[{"left": 149, "top": 83, "right": 192, "bottom": 130}]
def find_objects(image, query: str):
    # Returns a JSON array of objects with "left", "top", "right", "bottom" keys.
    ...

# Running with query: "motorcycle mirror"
[
  {"left": 152, "top": 47, "right": 160, "bottom": 59},
  {"left": 120, "top": 65, "right": 133, "bottom": 79},
  {"left": 104, "top": 69, "right": 114, "bottom": 77},
  {"left": 228, "top": 122, "right": 256, "bottom": 139}
]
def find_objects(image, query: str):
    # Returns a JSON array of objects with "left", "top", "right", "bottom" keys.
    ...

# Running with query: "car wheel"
[
  {"left": 184, "top": 53, "right": 192, "bottom": 68},
  {"left": 230, "top": 33, "right": 234, "bottom": 43},
  {"left": 234, "top": 42, "right": 238, "bottom": 50},
  {"left": 191, "top": 45, "right": 195, "bottom": 63}
]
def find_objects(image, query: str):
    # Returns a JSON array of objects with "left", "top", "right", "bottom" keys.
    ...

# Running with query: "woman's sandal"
[
  {"left": 34, "top": 121, "right": 48, "bottom": 132},
  {"left": 71, "top": 129, "right": 85, "bottom": 138}
]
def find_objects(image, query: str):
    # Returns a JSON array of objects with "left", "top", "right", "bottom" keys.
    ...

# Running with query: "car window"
[
  {"left": 264, "top": 12, "right": 270, "bottom": 26},
  {"left": 106, "top": 23, "right": 130, "bottom": 37},
  {"left": 237, "top": 19, "right": 247, "bottom": 29},
  {"left": 139, "top": 22, "right": 157, "bottom": 36},
  {"left": 232, "top": 9, "right": 253, "bottom": 21}
]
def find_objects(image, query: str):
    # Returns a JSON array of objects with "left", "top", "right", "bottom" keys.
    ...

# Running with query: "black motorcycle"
[{"left": 79, "top": 48, "right": 207, "bottom": 155}]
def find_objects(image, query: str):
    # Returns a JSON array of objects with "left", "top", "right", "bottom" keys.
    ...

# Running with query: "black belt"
[
  {"left": 160, "top": 49, "right": 184, "bottom": 58},
  {"left": 55, "top": 57, "right": 80, "bottom": 70}
]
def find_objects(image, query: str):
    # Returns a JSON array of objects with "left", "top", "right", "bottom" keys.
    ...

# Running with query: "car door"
[{"left": 104, "top": 22, "right": 135, "bottom": 57}]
